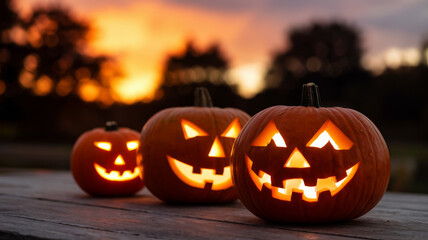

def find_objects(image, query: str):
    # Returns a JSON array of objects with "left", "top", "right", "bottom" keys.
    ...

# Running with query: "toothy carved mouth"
[
  {"left": 245, "top": 155, "right": 359, "bottom": 202},
  {"left": 94, "top": 163, "right": 140, "bottom": 181},
  {"left": 167, "top": 155, "right": 233, "bottom": 190}
]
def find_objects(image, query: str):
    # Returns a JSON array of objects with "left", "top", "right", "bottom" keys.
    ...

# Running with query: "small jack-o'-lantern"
[
  {"left": 139, "top": 88, "right": 250, "bottom": 203},
  {"left": 231, "top": 83, "right": 390, "bottom": 222},
  {"left": 71, "top": 121, "right": 144, "bottom": 196}
]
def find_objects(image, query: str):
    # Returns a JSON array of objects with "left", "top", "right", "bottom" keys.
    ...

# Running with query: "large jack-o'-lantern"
[
  {"left": 231, "top": 83, "right": 390, "bottom": 222},
  {"left": 71, "top": 121, "right": 144, "bottom": 196},
  {"left": 139, "top": 88, "right": 250, "bottom": 203}
]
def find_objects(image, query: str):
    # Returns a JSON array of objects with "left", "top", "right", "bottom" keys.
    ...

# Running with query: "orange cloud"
[{"left": 86, "top": 1, "right": 268, "bottom": 103}]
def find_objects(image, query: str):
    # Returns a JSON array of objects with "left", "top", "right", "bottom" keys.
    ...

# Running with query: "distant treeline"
[{"left": 1, "top": 0, "right": 428, "bottom": 144}]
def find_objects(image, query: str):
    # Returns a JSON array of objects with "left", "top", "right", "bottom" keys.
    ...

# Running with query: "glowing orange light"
[
  {"left": 272, "top": 133, "right": 286, "bottom": 147},
  {"left": 94, "top": 142, "right": 112, "bottom": 151},
  {"left": 181, "top": 119, "right": 208, "bottom": 139},
  {"left": 84, "top": 1, "right": 275, "bottom": 103},
  {"left": 246, "top": 155, "right": 359, "bottom": 202},
  {"left": 167, "top": 156, "right": 232, "bottom": 190},
  {"left": 208, "top": 137, "right": 225, "bottom": 158},
  {"left": 27, "top": 26, "right": 42, "bottom": 47},
  {"left": 19, "top": 71, "right": 34, "bottom": 88},
  {"left": 114, "top": 155, "right": 125, "bottom": 165},
  {"left": 127, "top": 141, "right": 139, "bottom": 151},
  {"left": 284, "top": 148, "right": 310, "bottom": 168},
  {"left": 307, "top": 120, "right": 353, "bottom": 150},
  {"left": 94, "top": 163, "right": 140, "bottom": 181},
  {"left": 246, "top": 156, "right": 272, "bottom": 191},
  {"left": 33, "top": 75, "right": 53, "bottom": 96},
  {"left": 9, "top": 26, "right": 27, "bottom": 45},
  {"left": 252, "top": 120, "right": 286, "bottom": 147},
  {"left": 78, "top": 80, "right": 100, "bottom": 102},
  {"left": 110, "top": 73, "right": 159, "bottom": 104},
  {"left": 221, "top": 118, "right": 241, "bottom": 138}
]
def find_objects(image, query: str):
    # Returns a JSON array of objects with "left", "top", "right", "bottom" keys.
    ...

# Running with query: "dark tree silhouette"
[
  {"left": 0, "top": 1, "right": 120, "bottom": 102},
  {"left": 260, "top": 21, "right": 369, "bottom": 109},
  {"left": 163, "top": 42, "right": 228, "bottom": 86},
  {"left": 19, "top": 7, "right": 120, "bottom": 100},
  {"left": 0, "top": 1, "right": 121, "bottom": 142},
  {"left": 159, "top": 41, "right": 245, "bottom": 108},
  {"left": 0, "top": 0, "right": 18, "bottom": 32},
  {"left": 369, "top": 62, "right": 428, "bottom": 141},
  {"left": 0, "top": 0, "right": 27, "bottom": 96},
  {"left": 255, "top": 21, "right": 428, "bottom": 144}
]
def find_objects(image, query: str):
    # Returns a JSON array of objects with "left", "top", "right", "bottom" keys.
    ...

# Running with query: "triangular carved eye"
[
  {"left": 126, "top": 141, "right": 139, "bottom": 151},
  {"left": 221, "top": 118, "right": 241, "bottom": 138},
  {"left": 252, "top": 121, "right": 286, "bottom": 148},
  {"left": 181, "top": 119, "right": 208, "bottom": 139},
  {"left": 94, "top": 142, "right": 111, "bottom": 151},
  {"left": 307, "top": 120, "right": 353, "bottom": 150}
]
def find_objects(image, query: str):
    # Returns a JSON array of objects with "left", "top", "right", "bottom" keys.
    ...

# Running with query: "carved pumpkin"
[
  {"left": 231, "top": 83, "right": 390, "bottom": 222},
  {"left": 71, "top": 121, "right": 144, "bottom": 196},
  {"left": 139, "top": 88, "right": 250, "bottom": 203}
]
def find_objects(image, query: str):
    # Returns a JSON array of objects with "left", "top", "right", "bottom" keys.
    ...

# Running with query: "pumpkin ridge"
[{"left": 330, "top": 107, "right": 363, "bottom": 218}]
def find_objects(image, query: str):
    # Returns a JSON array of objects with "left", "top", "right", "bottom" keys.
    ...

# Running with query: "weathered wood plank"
[
  {"left": 0, "top": 216, "right": 144, "bottom": 240},
  {"left": 374, "top": 192, "right": 428, "bottom": 212},
  {"left": 0, "top": 194, "right": 348, "bottom": 240},
  {"left": 1, "top": 169, "right": 428, "bottom": 240}
]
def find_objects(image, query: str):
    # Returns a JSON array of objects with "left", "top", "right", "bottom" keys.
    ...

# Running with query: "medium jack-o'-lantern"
[
  {"left": 71, "top": 121, "right": 144, "bottom": 196},
  {"left": 231, "top": 83, "right": 390, "bottom": 222},
  {"left": 139, "top": 88, "right": 250, "bottom": 203}
]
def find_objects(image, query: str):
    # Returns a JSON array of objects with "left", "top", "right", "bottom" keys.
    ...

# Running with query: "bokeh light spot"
[
  {"left": 78, "top": 80, "right": 100, "bottom": 102},
  {"left": 33, "top": 75, "right": 54, "bottom": 96}
]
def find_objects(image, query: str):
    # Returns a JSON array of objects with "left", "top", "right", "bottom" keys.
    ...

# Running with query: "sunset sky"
[{"left": 16, "top": 0, "right": 428, "bottom": 103}]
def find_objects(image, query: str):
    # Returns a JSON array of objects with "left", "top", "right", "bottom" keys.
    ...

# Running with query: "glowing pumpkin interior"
[
  {"left": 246, "top": 119, "right": 359, "bottom": 202},
  {"left": 167, "top": 118, "right": 241, "bottom": 190},
  {"left": 93, "top": 140, "right": 140, "bottom": 181}
]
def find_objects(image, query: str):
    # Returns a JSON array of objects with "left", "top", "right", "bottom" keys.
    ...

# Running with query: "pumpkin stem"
[
  {"left": 194, "top": 87, "right": 214, "bottom": 107},
  {"left": 301, "top": 82, "right": 320, "bottom": 108},
  {"left": 105, "top": 121, "right": 118, "bottom": 131}
]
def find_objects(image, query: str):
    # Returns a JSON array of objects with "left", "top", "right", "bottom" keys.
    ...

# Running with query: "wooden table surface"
[{"left": 0, "top": 169, "right": 427, "bottom": 240}]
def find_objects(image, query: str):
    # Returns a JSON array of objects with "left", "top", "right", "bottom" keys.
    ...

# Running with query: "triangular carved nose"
[
  {"left": 208, "top": 137, "right": 225, "bottom": 158},
  {"left": 114, "top": 155, "right": 126, "bottom": 165},
  {"left": 284, "top": 148, "right": 310, "bottom": 168}
]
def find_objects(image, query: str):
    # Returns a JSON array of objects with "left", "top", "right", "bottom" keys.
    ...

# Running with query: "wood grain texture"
[{"left": 0, "top": 169, "right": 427, "bottom": 239}]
